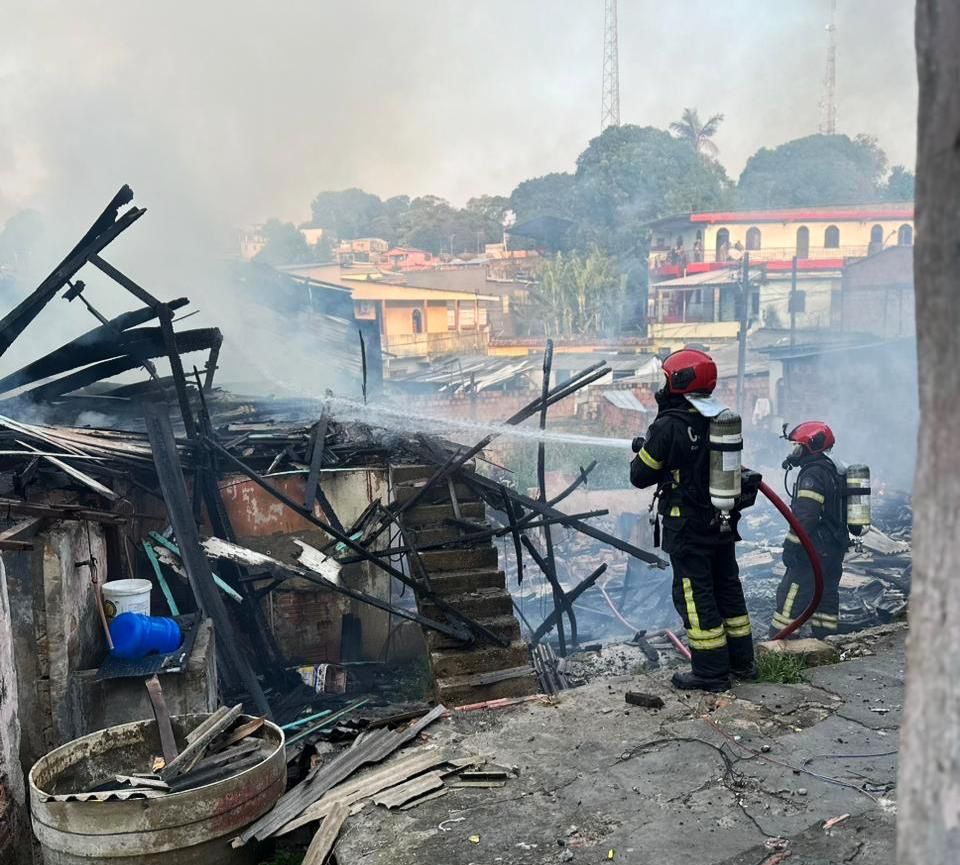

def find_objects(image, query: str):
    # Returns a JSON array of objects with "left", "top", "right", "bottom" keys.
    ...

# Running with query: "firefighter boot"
[
  {"left": 671, "top": 670, "right": 731, "bottom": 692},
  {"left": 731, "top": 664, "right": 758, "bottom": 681}
]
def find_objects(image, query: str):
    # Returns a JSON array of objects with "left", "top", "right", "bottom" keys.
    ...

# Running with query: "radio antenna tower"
[
  {"left": 600, "top": 0, "right": 620, "bottom": 131},
  {"left": 818, "top": 0, "right": 838, "bottom": 134}
]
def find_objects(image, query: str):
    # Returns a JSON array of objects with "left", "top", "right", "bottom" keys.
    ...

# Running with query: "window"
[
  {"left": 745, "top": 227, "right": 761, "bottom": 250},
  {"left": 447, "top": 304, "right": 456, "bottom": 329},
  {"left": 478, "top": 307, "right": 488, "bottom": 326},
  {"left": 898, "top": 224, "right": 913, "bottom": 246},
  {"left": 716, "top": 228, "right": 730, "bottom": 262},
  {"left": 796, "top": 226, "right": 810, "bottom": 260},
  {"left": 870, "top": 224, "right": 884, "bottom": 247},
  {"left": 824, "top": 225, "right": 840, "bottom": 248},
  {"left": 460, "top": 305, "right": 476, "bottom": 327},
  {"left": 411, "top": 308, "right": 423, "bottom": 334}
]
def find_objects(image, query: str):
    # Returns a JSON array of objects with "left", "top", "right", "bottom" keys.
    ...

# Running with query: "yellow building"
[
  {"left": 279, "top": 264, "right": 497, "bottom": 360},
  {"left": 647, "top": 203, "right": 914, "bottom": 280}
]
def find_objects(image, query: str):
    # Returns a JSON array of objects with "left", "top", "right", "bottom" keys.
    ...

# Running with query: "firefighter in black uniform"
[
  {"left": 630, "top": 349, "right": 755, "bottom": 691},
  {"left": 771, "top": 422, "right": 850, "bottom": 638}
]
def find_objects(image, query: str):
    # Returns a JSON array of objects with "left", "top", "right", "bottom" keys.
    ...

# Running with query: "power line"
[{"left": 600, "top": 0, "right": 620, "bottom": 131}]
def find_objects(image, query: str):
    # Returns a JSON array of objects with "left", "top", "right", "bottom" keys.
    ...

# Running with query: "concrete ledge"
[{"left": 758, "top": 637, "right": 840, "bottom": 667}]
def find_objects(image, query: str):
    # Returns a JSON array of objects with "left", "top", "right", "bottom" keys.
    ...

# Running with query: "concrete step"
[
  {"left": 410, "top": 523, "right": 492, "bottom": 546},
  {"left": 436, "top": 670, "right": 540, "bottom": 709},
  {"left": 390, "top": 464, "right": 436, "bottom": 484},
  {"left": 406, "top": 501, "right": 484, "bottom": 527},
  {"left": 430, "top": 640, "right": 531, "bottom": 680},
  {"left": 394, "top": 482, "right": 478, "bottom": 505},
  {"left": 427, "top": 614, "right": 522, "bottom": 651},
  {"left": 421, "top": 589, "right": 514, "bottom": 621},
  {"left": 419, "top": 545, "right": 499, "bottom": 572},
  {"left": 426, "top": 567, "right": 506, "bottom": 596}
]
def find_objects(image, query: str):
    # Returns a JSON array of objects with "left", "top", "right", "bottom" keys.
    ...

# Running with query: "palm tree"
[{"left": 670, "top": 108, "right": 725, "bottom": 158}]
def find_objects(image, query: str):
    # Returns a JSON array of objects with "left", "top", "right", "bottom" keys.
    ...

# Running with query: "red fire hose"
[{"left": 759, "top": 480, "right": 824, "bottom": 640}]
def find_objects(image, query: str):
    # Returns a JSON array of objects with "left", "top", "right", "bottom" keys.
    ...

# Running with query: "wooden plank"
[
  {"left": 275, "top": 748, "right": 451, "bottom": 835},
  {"left": 143, "top": 401, "right": 268, "bottom": 716},
  {"left": 293, "top": 539, "right": 341, "bottom": 585},
  {"left": 239, "top": 705, "right": 447, "bottom": 844},
  {"left": 398, "top": 787, "right": 448, "bottom": 810},
  {"left": 185, "top": 706, "right": 230, "bottom": 745},
  {"left": 373, "top": 771, "right": 445, "bottom": 809},
  {"left": 144, "top": 675, "right": 178, "bottom": 766},
  {"left": 115, "top": 774, "right": 169, "bottom": 791},
  {"left": 222, "top": 717, "right": 265, "bottom": 748},
  {"left": 160, "top": 704, "right": 242, "bottom": 781},
  {"left": 302, "top": 801, "right": 349, "bottom": 865}
]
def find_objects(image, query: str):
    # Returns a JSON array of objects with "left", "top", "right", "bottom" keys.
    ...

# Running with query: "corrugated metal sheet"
[{"left": 601, "top": 391, "right": 648, "bottom": 413}]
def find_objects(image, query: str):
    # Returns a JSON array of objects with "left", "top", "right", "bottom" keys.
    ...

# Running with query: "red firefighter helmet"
[
  {"left": 661, "top": 349, "right": 717, "bottom": 395},
  {"left": 787, "top": 421, "right": 836, "bottom": 455}
]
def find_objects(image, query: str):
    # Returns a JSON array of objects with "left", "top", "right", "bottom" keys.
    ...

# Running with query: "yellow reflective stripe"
[
  {"left": 672, "top": 469, "right": 680, "bottom": 483},
  {"left": 669, "top": 506, "right": 681, "bottom": 517},
  {"left": 798, "top": 489, "right": 825, "bottom": 505},
  {"left": 785, "top": 532, "right": 801, "bottom": 544},
  {"left": 688, "top": 633, "right": 728, "bottom": 650},
  {"left": 638, "top": 447, "right": 663, "bottom": 470},
  {"left": 724, "top": 615, "right": 752, "bottom": 638},
  {"left": 682, "top": 578, "right": 700, "bottom": 631},
  {"left": 782, "top": 583, "right": 800, "bottom": 619},
  {"left": 771, "top": 614, "right": 794, "bottom": 629}
]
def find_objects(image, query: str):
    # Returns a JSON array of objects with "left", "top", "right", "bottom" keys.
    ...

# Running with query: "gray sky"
[{"left": 0, "top": 0, "right": 916, "bottom": 232}]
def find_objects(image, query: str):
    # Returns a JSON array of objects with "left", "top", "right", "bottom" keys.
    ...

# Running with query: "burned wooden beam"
[
  {"left": 143, "top": 402, "right": 270, "bottom": 716},
  {"left": 467, "top": 473, "right": 668, "bottom": 568},
  {"left": 202, "top": 537, "right": 469, "bottom": 642},
  {"left": 302, "top": 414, "right": 343, "bottom": 533},
  {"left": 367, "top": 360, "right": 611, "bottom": 543},
  {"left": 534, "top": 339, "right": 569, "bottom": 656},
  {"left": 0, "top": 498, "right": 126, "bottom": 524},
  {"left": 204, "top": 438, "right": 507, "bottom": 647},
  {"left": 531, "top": 563, "right": 608, "bottom": 645},
  {"left": 0, "top": 299, "right": 188, "bottom": 394},
  {"left": 12, "top": 328, "right": 221, "bottom": 403},
  {"left": 0, "top": 186, "right": 144, "bottom": 358}
]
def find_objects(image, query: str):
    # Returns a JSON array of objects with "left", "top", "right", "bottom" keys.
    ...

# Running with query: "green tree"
[
  {"left": 669, "top": 108, "right": 725, "bottom": 158},
  {"left": 254, "top": 219, "right": 313, "bottom": 265},
  {"left": 309, "top": 189, "right": 386, "bottom": 241},
  {"left": 510, "top": 172, "right": 577, "bottom": 224},
  {"left": 528, "top": 247, "right": 624, "bottom": 337},
  {"left": 465, "top": 194, "right": 511, "bottom": 225},
  {"left": 574, "top": 124, "right": 732, "bottom": 257},
  {"left": 884, "top": 164, "right": 916, "bottom": 201},
  {"left": 736, "top": 134, "right": 890, "bottom": 208},
  {"left": 396, "top": 196, "right": 501, "bottom": 255}
]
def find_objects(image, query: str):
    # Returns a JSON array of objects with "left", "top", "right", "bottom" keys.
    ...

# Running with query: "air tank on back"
[
  {"left": 845, "top": 464, "right": 872, "bottom": 531},
  {"left": 709, "top": 410, "right": 742, "bottom": 527}
]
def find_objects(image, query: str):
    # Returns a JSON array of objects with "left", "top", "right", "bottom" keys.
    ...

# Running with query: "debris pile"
[{"left": 33, "top": 702, "right": 279, "bottom": 803}]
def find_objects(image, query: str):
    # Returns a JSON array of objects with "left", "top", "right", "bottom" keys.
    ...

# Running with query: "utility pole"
[
  {"left": 600, "top": 0, "right": 620, "bottom": 131},
  {"left": 736, "top": 253, "right": 749, "bottom": 416},
  {"left": 818, "top": 0, "right": 838, "bottom": 134},
  {"left": 789, "top": 255, "right": 798, "bottom": 346}
]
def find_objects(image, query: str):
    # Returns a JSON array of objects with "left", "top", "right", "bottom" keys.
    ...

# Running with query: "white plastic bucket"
[{"left": 101, "top": 579, "right": 152, "bottom": 620}]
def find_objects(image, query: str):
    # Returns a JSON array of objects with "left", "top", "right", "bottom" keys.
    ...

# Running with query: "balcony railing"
[{"left": 650, "top": 243, "right": 886, "bottom": 270}]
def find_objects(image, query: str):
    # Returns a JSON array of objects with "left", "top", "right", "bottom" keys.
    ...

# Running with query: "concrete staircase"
[{"left": 391, "top": 464, "right": 539, "bottom": 707}]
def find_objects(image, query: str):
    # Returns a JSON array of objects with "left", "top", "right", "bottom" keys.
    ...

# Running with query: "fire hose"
[{"left": 759, "top": 480, "right": 824, "bottom": 641}]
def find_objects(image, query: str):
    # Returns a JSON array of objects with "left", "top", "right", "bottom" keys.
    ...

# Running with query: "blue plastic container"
[{"left": 109, "top": 613, "right": 182, "bottom": 660}]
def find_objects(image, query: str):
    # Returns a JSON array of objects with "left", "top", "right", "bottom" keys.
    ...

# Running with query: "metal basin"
[{"left": 29, "top": 713, "right": 285, "bottom": 865}]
